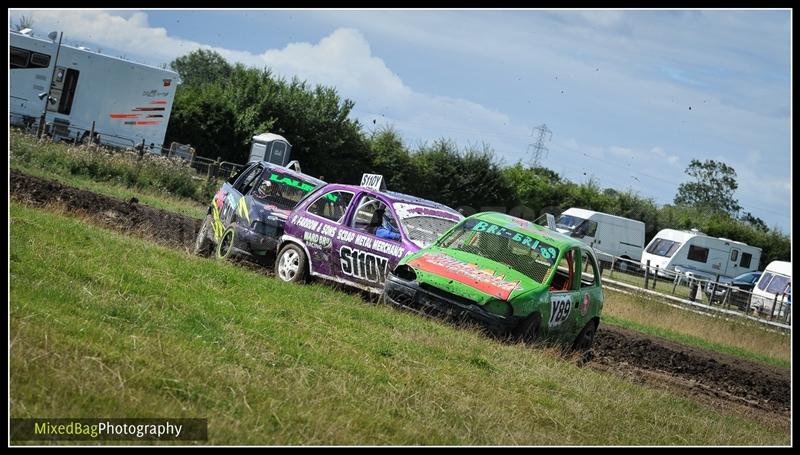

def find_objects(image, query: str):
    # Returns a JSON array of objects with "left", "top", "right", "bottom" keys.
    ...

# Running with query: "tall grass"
[
  {"left": 9, "top": 203, "right": 789, "bottom": 445},
  {"left": 10, "top": 129, "right": 214, "bottom": 203}
]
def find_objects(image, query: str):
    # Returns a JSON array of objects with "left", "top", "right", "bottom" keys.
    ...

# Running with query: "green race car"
[{"left": 383, "top": 212, "right": 604, "bottom": 352}]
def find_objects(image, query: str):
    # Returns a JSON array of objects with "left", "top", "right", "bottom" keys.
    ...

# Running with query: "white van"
[
  {"left": 750, "top": 261, "right": 791, "bottom": 317},
  {"left": 556, "top": 208, "right": 645, "bottom": 271},
  {"left": 641, "top": 228, "right": 761, "bottom": 280}
]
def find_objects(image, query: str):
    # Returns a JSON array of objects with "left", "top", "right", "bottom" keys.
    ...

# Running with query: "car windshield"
[
  {"left": 251, "top": 170, "right": 321, "bottom": 210},
  {"left": 735, "top": 272, "right": 761, "bottom": 284},
  {"left": 393, "top": 203, "right": 462, "bottom": 248},
  {"left": 557, "top": 214, "right": 585, "bottom": 230},
  {"left": 437, "top": 218, "right": 559, "bottom": 283}
]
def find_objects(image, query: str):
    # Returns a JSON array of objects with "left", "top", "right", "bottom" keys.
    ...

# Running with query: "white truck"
[
  {"left": 641, "top": 228, "right": 762, "bottom": 280},
  {"left": 556, "top": 207, "right": 645, "bottom": 272},
  {"left": 10, "top": 29, "right": 178, "bottom": 151}
]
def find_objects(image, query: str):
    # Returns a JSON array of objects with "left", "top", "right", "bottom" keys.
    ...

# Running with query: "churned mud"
[
  {"left": 11, "top": 170, "right": 201, "bottom": 251},
  {"left": 592, "top": 324, "right": 789, "bottom": 417}
]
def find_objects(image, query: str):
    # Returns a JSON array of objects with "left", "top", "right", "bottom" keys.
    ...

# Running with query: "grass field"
[
  {"left": 602, "top": 268, "right": 694, "bottom": 300},
  {"left": 11, "top": 158, "right": 789, "bottom": 371},
  {"left": 10, "top": 203, "right": 789, "bottom": 445}
]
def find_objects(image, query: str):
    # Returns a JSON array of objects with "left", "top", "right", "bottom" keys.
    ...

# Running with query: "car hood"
[{"left": 402, "top": 247, "right": 546, "bottom": 304}]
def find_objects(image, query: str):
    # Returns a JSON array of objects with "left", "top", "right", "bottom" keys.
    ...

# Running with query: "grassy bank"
[
  {"left": 602, "top": 289, "right": 790, "bottom": 369},
  {"left": 10, "top": 203, "right": 788, "bottom": 445},
  {"left": 10, "top": 129, "right": 215, "bottom": 213}
]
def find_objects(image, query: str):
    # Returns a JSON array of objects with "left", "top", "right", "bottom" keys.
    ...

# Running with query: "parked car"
[
  {"left": 275, "top": 174, "right": 464, "bottom": 293},
  {"left": 383, "top": 212, "right": 604, "bottom": 353},
  {"left": 194, "top": 161, "right": 326, "bottom": 264},
  {"left": 703, "top": 271, "right": 761, "bottom": 310}
]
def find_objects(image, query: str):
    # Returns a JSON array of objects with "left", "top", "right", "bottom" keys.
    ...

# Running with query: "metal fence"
[
  {"left": 597, "top": 253, "right": 791, "bottom": 331},
  {"left": 10, "top": 111, "right": 246, "bottom": 183}
]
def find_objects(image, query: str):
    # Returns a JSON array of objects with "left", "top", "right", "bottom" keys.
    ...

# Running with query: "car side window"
[
  {"left": 240, "top": 166, "right": 264, "bottom": 195},
  {"left": 228, "top": 164, "right": 253, "bottom": 185},
  {"left": 580, "top": 250, "right": 599, "bottom": 288},
  {"left": 551, "top": 249, "right": 577, "bottom": 291},
  {"left": 233, "top": 165, "right": 262, "bottom": 193},
  {"left": 306, "top": 191, "right": 354, "bottom": 223},
  {"left": 351, "top": 196, "right": 401, "bottom": 241}
]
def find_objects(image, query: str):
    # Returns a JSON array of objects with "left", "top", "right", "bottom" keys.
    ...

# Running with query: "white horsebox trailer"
[
  {"left": 10, "top": 30, "right": 178, "bottom": 150},
  {"left": 641, "top": 228, "right": 762, "bottom": 280}
]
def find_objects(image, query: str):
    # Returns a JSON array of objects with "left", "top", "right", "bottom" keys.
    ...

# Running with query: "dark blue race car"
[{"left": 194, "top": 161, "right": 326, "bottom": 264}]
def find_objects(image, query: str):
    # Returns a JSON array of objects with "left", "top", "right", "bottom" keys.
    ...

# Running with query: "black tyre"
[
  {"left": 216, "top": 226, "right": 236, "bottom": 260},
  {"left": 514, "top": 312, "right": 542, "bottom": 344},
  {"left": 276, "top": 243, "right": 308, "bottom": 284},
  {"left": 194, "top": 214, "right": 215, "bottom": 256},
  {"left": 573, "top": 320, "right": 598, "bottom": 364}
]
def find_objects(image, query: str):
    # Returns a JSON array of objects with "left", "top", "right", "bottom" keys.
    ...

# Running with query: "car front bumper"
[{"left": 383, "top": 274, "right": 522, "bottom": 333}]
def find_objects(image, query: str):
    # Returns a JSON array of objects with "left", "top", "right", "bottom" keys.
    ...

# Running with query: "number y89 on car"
[{"left": 549, "top": 295, "right": 572, "bottom": 327}]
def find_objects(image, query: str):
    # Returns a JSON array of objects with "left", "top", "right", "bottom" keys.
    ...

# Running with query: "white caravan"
[
  {"left": 641, "top": 228, "right": 761, "bottom": 280},
  {"left": 10, "top": 30, "right": 178, "bottom": 150},
  {"left": 556, "top": 208, "right": 645, "bottom": 271},
  {"left": 750, "top": 260, "right": 791, "bottom": 317}
]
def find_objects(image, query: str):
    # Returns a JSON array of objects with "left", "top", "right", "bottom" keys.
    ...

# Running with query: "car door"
[
  {"left": 575, "top": 247, "right": 603, "bottom": 336},
  {"left": 546, "top": 247, "right": 583, "bottom": 340},
  {"left": 212, "top": 163, "right": 261, "bottom": 241},
  {"left": 297, "top": 188, "right": 355, "bottom": 278},
  {"left": 334, "top": 193, "right": 405, "bottom": 290}
]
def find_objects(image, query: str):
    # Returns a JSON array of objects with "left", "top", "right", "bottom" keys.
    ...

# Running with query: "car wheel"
[
  {"left": 276, "top": 243, "right": 307, "bottom": 284},
  {"left": 573, "top": 320, "right": 597, "bottom": 363},
  {"left": 216, "top": 226, "right": 236, "bottom": 260},
  {"left": 194, "top": 214, "right": 215, "bottom": 256},
  {"left": 514, "top": 312, "right": 542, "bottom": 344},
  {"left": 615, "top": 258, "right": 630, "bottom": 273}
]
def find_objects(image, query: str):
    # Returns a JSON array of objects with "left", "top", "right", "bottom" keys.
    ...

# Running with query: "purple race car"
[{"left": 275, "top": 174, "right": 464, "bottom": 293}]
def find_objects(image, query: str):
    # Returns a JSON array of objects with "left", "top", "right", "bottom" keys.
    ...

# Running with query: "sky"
[{"left": 8, "top": 9, "right": 792, "bottom": 233}]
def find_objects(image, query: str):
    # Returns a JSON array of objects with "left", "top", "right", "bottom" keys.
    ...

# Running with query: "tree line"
[{"left": 165, "top": 50, "right": 789, "bottom": 269}]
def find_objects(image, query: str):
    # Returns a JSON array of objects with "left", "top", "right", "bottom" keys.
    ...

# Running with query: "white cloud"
[
  {"left": 609, "top": 145, "right": 679, "bottom": 166},
  {"left": 11, "top": 10, "right": 522, "bottom": 154}
]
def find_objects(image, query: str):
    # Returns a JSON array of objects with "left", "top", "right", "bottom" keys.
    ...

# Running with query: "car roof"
[
  {"left": 249, "top": 161, "right": 326, "bottom": 187},
  {"left": 315, "top": 183, "right": 461, "bottom": 214},
  {"left": 468, "top": 211, "right": 587, "bottom": 250}
]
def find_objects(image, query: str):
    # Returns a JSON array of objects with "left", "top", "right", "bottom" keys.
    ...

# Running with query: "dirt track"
[
  {"left": 10, "top": 170, "right": 791, "bottom": 418},
  {"left": 10, "top": 170, "right": 202, "bottom": 251},
  {"left": 592, "top": 324, "right": 789, "bottom": 415}
]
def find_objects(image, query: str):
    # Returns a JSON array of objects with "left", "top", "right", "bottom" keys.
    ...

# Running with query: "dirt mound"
[
  {"left": 10, "top": 170, "right": 201, "bottom": 250},
  {"left": 593, "top": 324, "right": 789, "bottom": 414}
]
